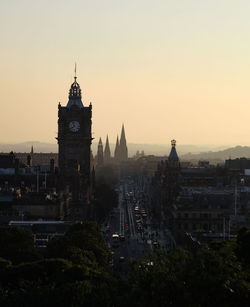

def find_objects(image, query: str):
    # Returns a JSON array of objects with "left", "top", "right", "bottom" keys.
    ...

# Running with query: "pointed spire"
[
  {"left": 114, "top": 135, "right": 120, "bottom": 161},
  {"left": 97, "top": 137, "right": 103, "bottom": 166},
  {"left": 120, "top": 124, "right": 126, "bottom": 143},
  {"left": 168, "top": 139, "right": 180, "bottom": 167},
  {"left": 74, "top": 62, "right": 77, "bottom": 81},
  {"left": 104, "top": 135, "right": 111, "bottom": 163},
  {"left": 119, "top": 124, "right": 128, "bottom": 161},
  {"left": 31, "top": 146, "right": 34, "bottom": 155}
]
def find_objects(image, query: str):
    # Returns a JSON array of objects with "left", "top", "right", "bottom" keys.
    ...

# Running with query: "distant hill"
[
  {"left": 0, "top": 142, "right": 57, "bottom": 154},
  {"left": 0, "top": 141, "right": 229, "bottom": 157},
  {"left": 180, "top": 146, "right": 250, "bottom": 162},
  {"left": 1, "top": 142, "right": 249, "bottom": 163}
]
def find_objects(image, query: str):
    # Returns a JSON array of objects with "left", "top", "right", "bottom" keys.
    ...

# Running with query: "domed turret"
[
  {"left": 66, "top": 66, "right": 84, "bottom": 108},
  {"left": 168, "top": 139, "right": 180, "bottom": 168},
  {"left": 69, "top": 78, "right": 81, "bottom": 99}
]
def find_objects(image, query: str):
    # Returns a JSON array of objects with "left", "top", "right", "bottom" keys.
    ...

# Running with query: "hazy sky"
[{"left": 1, "top": 0, "right": 250, "bottom": 146}]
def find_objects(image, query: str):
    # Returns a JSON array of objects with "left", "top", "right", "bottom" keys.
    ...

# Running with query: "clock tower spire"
[{"left": 57, "top": 68, "right": 93, "bottom": 220}]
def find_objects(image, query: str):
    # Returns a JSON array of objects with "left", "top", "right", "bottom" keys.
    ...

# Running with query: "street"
[{"left": 102, "top": 178, "right": 175, "bottom": 272}]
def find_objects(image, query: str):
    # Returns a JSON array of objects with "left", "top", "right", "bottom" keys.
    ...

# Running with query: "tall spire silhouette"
[
  {"left": 119, "top": 124, "right": 128, "bottom": 161},
  {"left": 104, "top": 135, "right": 111, "bottom": 163},
  {"left": 114, "top": 135, "right": 120, "bottom": 161},
  {"left": 97, "top": 137, "right": 103, "bottom": 166}
]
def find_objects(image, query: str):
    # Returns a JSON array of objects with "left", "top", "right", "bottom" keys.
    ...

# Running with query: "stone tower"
[
  {"left": 97, "top": 137, "right": 104, "bottom": 166},
  {"left": 166, "top": 139, "right": 180, "bottom": 206},
  {"left": 57, "top": 69, "right": 92, "bottom": 218},
  {"left": 104, "top": 135, "right": 111, "bottom": 163},
  {"left": 119, "top": 124, "right": 128, "bottom": 161}
]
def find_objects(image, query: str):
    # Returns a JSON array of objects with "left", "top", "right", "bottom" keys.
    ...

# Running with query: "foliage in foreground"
[{"left": 0, "top": 224, "right": 249, "bottom": 306}]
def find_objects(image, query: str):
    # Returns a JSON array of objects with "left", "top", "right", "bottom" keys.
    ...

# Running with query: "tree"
[
  {"left": 0, "top": 227, "right": 40, "bottom": 264},
  {"left": 46, "top": 222, "right": 111, "bottom": 269},
  {"left": 125, "top": 244, "right": 250, "bottom": 307},
  {"left": 236, "top": 228, "right": 250, "bottom": 268}
]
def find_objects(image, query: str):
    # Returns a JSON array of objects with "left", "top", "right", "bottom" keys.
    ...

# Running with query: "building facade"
[{"left": 57, "top": 73, "right": 93, "bottom": 219}]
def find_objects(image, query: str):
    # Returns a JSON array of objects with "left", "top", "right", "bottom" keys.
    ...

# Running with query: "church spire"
[
  {"left": 119, "top": 124, "right": 128, "bottom": 161},
  {"left": 97, "top": 137, "right": 103, "bottom": 166},
  {"left": 114, "top": 135, "right": 120, "bottom": 161},
  {"left": 104, "top": 135, "right": 111, "bottom": 163}
]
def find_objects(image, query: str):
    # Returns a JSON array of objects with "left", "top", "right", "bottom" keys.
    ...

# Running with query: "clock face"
[{"left": 69, "top": 121, "right": 80, "bottom": 132}]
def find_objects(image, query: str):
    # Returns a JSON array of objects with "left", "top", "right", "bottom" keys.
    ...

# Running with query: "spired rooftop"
[{"left": 66, "top": 74, "right": 84, "bottom": 109}]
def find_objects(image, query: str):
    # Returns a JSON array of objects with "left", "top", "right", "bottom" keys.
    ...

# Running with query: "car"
[
  {"left": 119, "top": 256, "right": 125, "bottom": 262},
  {"left": 153, "top": 241, "right": 160, "bottom": 248},
  {"left": 119, "top": 234, "right": 125, "bottom": 241}
]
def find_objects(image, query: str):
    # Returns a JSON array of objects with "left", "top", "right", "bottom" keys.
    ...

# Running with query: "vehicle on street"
[
  {"left": 111, "top": 233, "right": 120, "bottom": 247},
  {"left": 119, "top": 256, "right": 125, "bottom": 262}
]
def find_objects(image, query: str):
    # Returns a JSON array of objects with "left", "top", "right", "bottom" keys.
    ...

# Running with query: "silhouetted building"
[
  {"left": 0, "top": 152, "right": 17, "bottom": 169},
  {"left": 104, "top": 135, "right": 111, "bottom": 163},
  {"left": 57, "top": 70, "right": 92, "bottom": 219},
  {"left": 114, "top": 135, "right": 120, "bottom": 161},
  {"left": 225, "top": 158, "right": 250, "bottom": 171},
  {"left": 119, "top": 124, "right": 128, "bottom": 161},
  {"left": 27, "top": 155, "right": 32, "bottom": 167},
  {"left": 97, "top": 138, "right": 104, "bottom": 166},
  {"left": 151, "top": 140, "right": 181, "bottom": 225},
  {"left": 167, "top": 139, "right": 181, "bottom": 205}
]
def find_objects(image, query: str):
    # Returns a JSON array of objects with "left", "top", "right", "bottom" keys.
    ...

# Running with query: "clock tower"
[{"left": 57, "top": 70, "right": 92, "bottom": 219}]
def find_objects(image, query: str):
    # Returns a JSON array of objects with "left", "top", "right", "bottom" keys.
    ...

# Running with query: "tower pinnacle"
[
  {"left": 74, "top": 63, "right": 77, "bottom": 82},
  {"left": 104, "top": 135, "right": 111, "bottom": 163},
  {"left": 119, "top": 124, "right": 128, "bottom": 161},
  {"left": 168, "top": 139, "right": 179, "bottom": 168},
  {"left": 114, "top": 135, "right": 120, "bottom": 161},
  {"left": 97, "top": 137, "right": 103, "bottom": 166},
  {"left": 66, "top": 65, "right": 83, "bottom": 109}
]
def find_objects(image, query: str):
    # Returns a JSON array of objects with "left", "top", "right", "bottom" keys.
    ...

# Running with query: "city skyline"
[{"left": 1, "top": 1, "right": 250, "bottom": 145}]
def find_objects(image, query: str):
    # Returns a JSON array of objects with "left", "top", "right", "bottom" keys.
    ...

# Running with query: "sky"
[{"left": 0, "top": 0, "right": 250, "bottom": 147}]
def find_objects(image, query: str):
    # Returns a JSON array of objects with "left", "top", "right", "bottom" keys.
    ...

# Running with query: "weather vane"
[{"left": 74, "top": 62, "right": 77, "bottom": 81}]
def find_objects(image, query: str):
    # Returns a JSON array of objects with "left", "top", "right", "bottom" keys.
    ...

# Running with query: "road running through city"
[{"left": 102, "top": 178, "right": 175, "bottom": 272}]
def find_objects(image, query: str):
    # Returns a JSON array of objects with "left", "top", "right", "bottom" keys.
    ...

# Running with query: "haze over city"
[
  {"left": 1, "top": 2, "right": 250, "bottom": 305},
  {"left": 1, "top": 0, "right": 250, "bottom": 146}
]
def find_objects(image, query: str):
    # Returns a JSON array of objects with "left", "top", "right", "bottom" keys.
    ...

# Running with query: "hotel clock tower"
[{"left": 57, "top": 70, "right": 92, "bottom": 218}]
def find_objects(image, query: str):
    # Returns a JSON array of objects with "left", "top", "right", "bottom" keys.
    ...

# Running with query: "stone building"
[{"left": 57, "top": 70, "right": 93, "bottom": 220}]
